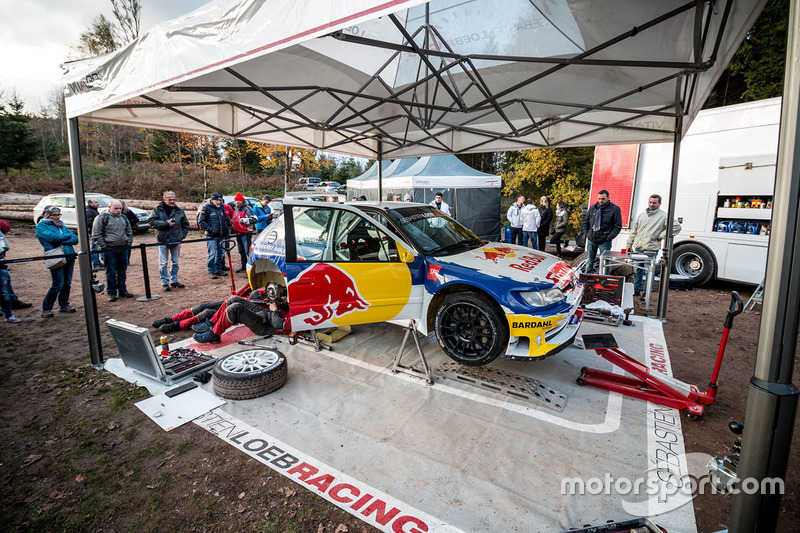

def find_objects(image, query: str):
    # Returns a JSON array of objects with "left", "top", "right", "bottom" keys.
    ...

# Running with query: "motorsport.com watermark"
[{"left": 561, "top": 472, "right": 783, "bottom": 498}]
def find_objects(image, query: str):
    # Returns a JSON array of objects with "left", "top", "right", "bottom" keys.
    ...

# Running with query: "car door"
[{"left": 285, "top": 204, "right": 422, "bottom": 331}]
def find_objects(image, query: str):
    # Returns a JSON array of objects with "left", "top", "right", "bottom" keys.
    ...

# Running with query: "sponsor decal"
[
  {"left": 545, "top": 261, "right": 575, "bottom": 289},
  {"left": 427, "top": 264, "right": 441, "bottom": 281},
  {"left": 506, "top": 313, "right": 567, "bottom": 356},
  {"left": 195, "top": 411, "right": 456, "bottom": 533},
  {"left": 509, "top": 251, "right": 547, "bottom": 272},
  {"left": 477, "top": 246, "right": 517, "bottom": 263},
  {"left": 289, "top": 263, "right": 370, "bottom": 326}
]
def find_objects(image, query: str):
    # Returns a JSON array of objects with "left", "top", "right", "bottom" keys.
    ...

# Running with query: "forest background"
[{"left": 0, "top": 0, "right": 789, "bottom": 238}]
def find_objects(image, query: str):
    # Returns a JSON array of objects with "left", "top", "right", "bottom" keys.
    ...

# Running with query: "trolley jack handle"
[
  {"left": 708, "top": 291, "right": 744, "bottom": 398},
  {"left": 220, "top": 239, "right": 238, "bottom": 295}
]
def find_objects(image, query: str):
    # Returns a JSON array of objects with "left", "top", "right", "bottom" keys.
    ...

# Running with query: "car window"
[
  {"left": 292, "top": 207, "right": 335, "bottom": 261},
  {"left": 387, "top": 206, "right": 482, "bottom": 256},
  {"left": 49, "top": 197, "right": 69, "bottom": 208},
  {"left": 95, "top": 197, "right": 112, "bottom": 208},
  {"left": 332, "top": 210, "right": 397, "bottom": 262}
]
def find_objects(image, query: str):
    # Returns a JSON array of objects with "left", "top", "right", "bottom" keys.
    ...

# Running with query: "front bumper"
[{"left": 503, "top": 307, "right": 584, "bottom": 361}]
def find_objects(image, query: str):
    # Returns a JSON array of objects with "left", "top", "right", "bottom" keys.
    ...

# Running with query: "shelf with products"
[{"left": 716, "top": 207, "right": 772, "bottom": 220}]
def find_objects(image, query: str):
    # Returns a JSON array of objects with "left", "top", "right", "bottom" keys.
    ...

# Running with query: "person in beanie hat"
[
  {"left": 198, "top": 192, "right": 231, "bottom": 279},
  {"left": 231, "top": 193, "right": 256, "bottom": 273},
  {"left": 36, "top": 206, "right": 80, "bottom": 315}
]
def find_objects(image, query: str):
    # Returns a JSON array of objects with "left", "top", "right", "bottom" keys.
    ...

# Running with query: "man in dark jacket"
[
  {"left": 199, "top": 192, "right": 231, "bottom": 279},
  {"left": 581, "top": 190, "right": 622, "bottom": 274},
  {"left": 86, "top": 199, "right": 103, "bottom": 271},
  {"left": 148, "top": 191, "right": 190, "bottom": 291},
  {"left": 92, "top": 200, "right": 133, "bottom": 301}
]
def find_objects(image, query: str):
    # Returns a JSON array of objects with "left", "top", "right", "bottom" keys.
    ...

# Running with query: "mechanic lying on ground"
[
  {"left": 192, "top": 291, "right": 286, "bottom": 344},
  {"left": 151, "top": 300, "right": 224, "bottom": 333}
]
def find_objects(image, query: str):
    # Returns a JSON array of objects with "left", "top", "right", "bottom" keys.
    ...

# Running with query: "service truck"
[{"left": 590, "top": 97, "right": 780, "bottom": 287}]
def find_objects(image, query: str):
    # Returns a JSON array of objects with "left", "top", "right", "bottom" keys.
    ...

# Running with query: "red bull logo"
[
  {"left": 288, "top": 263, "right": 370, "bottom": 326},
  {"left": 545, "top": 261, "right": 576, "bottom": 290},
  {"left": 478, "top": 246, "right": 517, "bottom": 263}
]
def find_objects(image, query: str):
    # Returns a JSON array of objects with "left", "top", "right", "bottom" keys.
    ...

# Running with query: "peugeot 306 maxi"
[{"left": 247, "top": 200, "right": 583, "bottom": 366}]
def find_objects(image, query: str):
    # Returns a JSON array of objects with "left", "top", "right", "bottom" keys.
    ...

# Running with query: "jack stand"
[
  {"left": 391, "top": 320, "right": 434, "bottom": 385},
  {"left": 295, "top": 329, "right": 333, "bottom": 352}
]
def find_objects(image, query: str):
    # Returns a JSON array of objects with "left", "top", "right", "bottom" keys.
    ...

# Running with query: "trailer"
[{"left": 591, "top": 98, "right": 780, "bottom": 287}]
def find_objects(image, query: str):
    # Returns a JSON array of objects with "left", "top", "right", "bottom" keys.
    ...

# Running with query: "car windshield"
[{"left": 386, "top": 206, "right": 483, "bottom": 256}]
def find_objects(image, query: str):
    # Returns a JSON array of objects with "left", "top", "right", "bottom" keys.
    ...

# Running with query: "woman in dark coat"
[
  {"left": 537, "top": 196, "right": 553, "bottom": 252},
  {"left": 549, "top": 201, "right": 570, "bottom": 256}
]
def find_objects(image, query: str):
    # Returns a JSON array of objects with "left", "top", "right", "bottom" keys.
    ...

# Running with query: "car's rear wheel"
[{"left": 434, "top": 293, "right": 508, "bottom": 366}]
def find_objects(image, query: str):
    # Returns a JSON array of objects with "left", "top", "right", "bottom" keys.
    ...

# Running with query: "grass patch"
[{"left": 176, "top": 440, "right": 195, "bottom": 454}]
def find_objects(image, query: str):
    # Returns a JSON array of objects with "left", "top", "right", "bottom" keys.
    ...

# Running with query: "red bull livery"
[{"left": 248, "top": 200, "right": 583, "bottom": 366}]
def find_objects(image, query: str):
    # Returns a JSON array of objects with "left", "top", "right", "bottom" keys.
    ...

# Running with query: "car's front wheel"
[{"left": 434, "top": 293, "right": 509, "bottom": 366}]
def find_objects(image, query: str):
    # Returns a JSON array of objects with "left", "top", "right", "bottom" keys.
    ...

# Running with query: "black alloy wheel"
[{"left": 434, "top": 293, "right": 508, "bottom": 366}]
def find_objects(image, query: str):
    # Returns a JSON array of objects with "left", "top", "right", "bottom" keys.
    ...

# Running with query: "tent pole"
[
  {"left": 729, "top": 2, "right": 800, "bottom": 529},
  {"left": 656, "top": 104, "right": 682, "bottom": 320},
  {"left": 68, "top": 117, "right": 104, "bottom": 368},
  {"left": 377, "top": 138, "right": 383, "bottom": 201}
]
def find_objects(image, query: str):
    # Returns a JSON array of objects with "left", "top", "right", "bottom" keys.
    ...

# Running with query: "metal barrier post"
[{"left": 136, "top": 243, "right": 161, "bottom": 302}]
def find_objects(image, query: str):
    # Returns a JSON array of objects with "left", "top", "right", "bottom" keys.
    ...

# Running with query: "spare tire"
[{"left": 212, "top": 349, "right": 288, "bottom": 400}]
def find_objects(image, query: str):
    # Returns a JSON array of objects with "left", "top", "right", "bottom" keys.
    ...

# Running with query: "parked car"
[
  {"left": 195, "top": 195, "right": 259, "bottom": 228},
  {"left": 295, "top": 177, "right": 322, "bottom": 191},
  {"left": 267, "top": 198, "right": 284, "bottom": 218},
  {"left": 33, "top": 193, "right": 149, "bottom": 233},
  {"left": 247, "top": 200, "right": 584, "bottom": 366},
  {"left": 314, "top": 181, "right": 341, "bottom": 193}
]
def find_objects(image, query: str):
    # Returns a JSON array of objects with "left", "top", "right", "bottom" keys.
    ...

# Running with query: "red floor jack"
[
  {"left": 577, "top": 291, "right": 743, "bottom": 420},
  {"left": 221, "top": 239, "right": 238, "bottom": 295}
]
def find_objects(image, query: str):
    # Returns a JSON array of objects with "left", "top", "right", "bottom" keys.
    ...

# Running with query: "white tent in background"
[
  {"left": 357, "top": 155, "right": 502, "bottom": 239},
  {"left": 347, "top": 158, "right": 418, "bottom": 196}
]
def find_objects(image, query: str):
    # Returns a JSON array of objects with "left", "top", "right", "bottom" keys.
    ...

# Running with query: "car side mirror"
[{"left": 396, "top": 242, "right": 415, "bottom": 263}]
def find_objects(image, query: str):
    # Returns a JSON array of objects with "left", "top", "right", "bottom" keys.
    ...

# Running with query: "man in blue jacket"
[
  {"left": 148, "top": 191, "right": 190, "bottom": 291},
  {"left": 253, "top": 195, "right": 273, "bottom": 232},
  {"left": 198, "top": 192, "right": 231, "bottom": 279},
  {"left": 581, "top": 190, "right": 623, "bottom": 274}
]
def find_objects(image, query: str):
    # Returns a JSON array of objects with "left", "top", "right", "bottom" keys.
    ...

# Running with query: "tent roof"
[
  {"left": 62, "top": 0, "right": 766, "bottom": 159},
  {"left": 393, "top": 154, "right": 496, "bottom": 178},
  {"left": 351, "top": 159, "right": 393, "bottom": 181}
]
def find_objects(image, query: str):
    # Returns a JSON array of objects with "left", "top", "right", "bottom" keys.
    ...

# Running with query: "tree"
[
  {"left": 72, "top": 15, "right": 118, "bottom": 58},
  {"left": 0, "top": 93, "right": 38, "bottom": 173},
  {"left": 706, "top": 0, "right": 788, "bottom": 107},
  {"left": 332, "top": 157, "right": 365, "bottom": 183},
  {"left": 502, "top": 146, "right": 593, "bottom": 236},
  {"left": 111, "top": 0, "right": 140, "bottom": 44}
]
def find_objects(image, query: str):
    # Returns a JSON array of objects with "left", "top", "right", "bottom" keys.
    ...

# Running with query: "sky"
[{"left": 0, "top": 0, "right": 210, "bottom": 111}]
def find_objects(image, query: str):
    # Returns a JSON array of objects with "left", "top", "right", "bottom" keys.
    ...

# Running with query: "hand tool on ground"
[{"left": 577, "top": 291, "right": 743, "bottom": 420}]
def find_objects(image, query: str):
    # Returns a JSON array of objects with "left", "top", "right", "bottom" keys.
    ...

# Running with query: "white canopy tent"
[
  {"left": 60, "top": 2, "right": 800, "bottom": 528},
  {"left": 347, "top": 158, "right": 415, "bottom": 195}
]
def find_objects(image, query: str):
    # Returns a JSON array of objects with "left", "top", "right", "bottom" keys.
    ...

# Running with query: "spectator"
[
  {"left": 429, "top": 192, "right": 452, "bottom": 215},
  {"left": 86, "top": 198, "right": 103, "bottom": 271},
  {"left": 506, "top": 195, "right": 525, "bottom": 245},
  {"left": 36, "top": 207, "right": 79, "bottom": 317},
  {"left": 521, "top": 198, "right": 540, "bottom": 248},
  {"left": 581, "top": 190, "right": 622, "bottom": 274},
  {"left": 0, "top": 218, "right": 32, "bottom": 311},
  {"left": 120, "top": 200, "right": 139, "bottom": 262},
  {"left": 148, "top": 191, "right": 190, "bottom": 292},
  {"left": 193, "top": 294, "right": 285, "bottom": 344},
  {"left": 626, "top": 194, "right": 682, "bottom": 298},
  {"left": 253, "top": 195, "right": 273, "bottom": 232},
  {"left": 404, "top": 194, "right": 413, "bottom": 202},
  {"left": 199, "top": 192, "right": 231, "bottom": 279},
  {"left": 230, "top": 193, "right": 257, "bottom": 273},
  {"left": 549, "top": 201, "right": 570, "bottom": 257},
  {"left": 0, "top": 220, "right": 22, "bottom": 322},
  {"left": 92, "top": 200, "right": 134, "bottom": 302},
  {"left": 393, "top": 194, "right": 402, "bottom": 201},
  {"left": 358, "top": 195, "right": 367, "bottom": 201},
  {"left": 537, "top": 196, "right": 553, "bottom": 252}
]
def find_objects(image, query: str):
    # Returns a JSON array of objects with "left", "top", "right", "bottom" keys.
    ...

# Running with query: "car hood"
[{"left": 436, "top": 242, "right": 579, "bottom": 290}]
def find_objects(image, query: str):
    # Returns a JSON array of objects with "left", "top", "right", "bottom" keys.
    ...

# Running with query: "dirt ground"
[{"left": 1, "top": 221, "right": 798, "bottom": 532}]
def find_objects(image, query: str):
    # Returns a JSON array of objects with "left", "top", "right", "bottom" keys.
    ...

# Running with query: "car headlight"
[{"left": 519, "top": 288, "right": 566, "bottom": 308}]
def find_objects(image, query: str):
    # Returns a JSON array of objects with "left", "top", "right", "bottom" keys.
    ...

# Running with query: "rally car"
[{"left": 247, "top": 200, "right": 584, "bottom": 366}]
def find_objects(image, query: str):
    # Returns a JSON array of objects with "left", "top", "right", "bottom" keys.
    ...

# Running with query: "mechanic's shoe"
[
  {"left": 209, "top": 273, "right": 219, "bottom": 279},
  {"left": 151, "top": 317, "right": 173, "bottom": 328},
  {"left": 41, "top": 310, "right": 55, "bottom": 318},
  {"left": 120, "top": 291, "right": 135, "bottom": 298},
  {"left": 235, "top": 268, "right": 246, "bottom": 273},
  {"left": 108, "top": 295, "right": 117, "bottom": 302},
  {"left": 6, "top": 316, "right": 21, "bottom": 323},
  {"left": 162, "top": 284, "right": 171, "bottom": 291},
  {"left": 220, "top": 266, "right": 230, "bottom": 272},
  {"left": 192, "top": 321, "right": 214, "bottom": 332},
  {"left": 10, "top": 301, "right": 33, "bottom": 310},
  {"left": 159, "top": 322, "right": 181, "bottom": 333},
  {"left": 170, "top": 282, "right": 185, "bottom": 288},
  {"left": 633, "top": 290, "right": 641, "bottom": 296},
  {"left": 59, "top": 305, "right": 77, "bottom": 313},
  {"left": 193, "top": 331, "right": 221, "bottom": 344}
]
